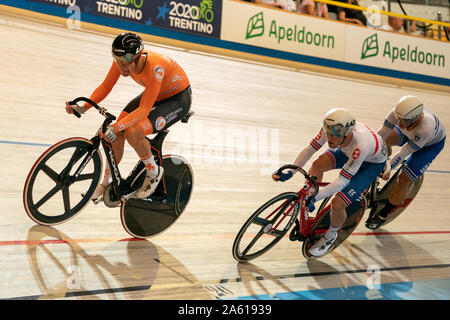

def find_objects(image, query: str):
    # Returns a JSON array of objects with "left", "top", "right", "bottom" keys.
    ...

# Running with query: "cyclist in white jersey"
[
  {"left": 366, "top": 95, "right": 446, "bottom": 229},
  {"left": 273, "top": 108, "right": 387, "bottom": 257}
]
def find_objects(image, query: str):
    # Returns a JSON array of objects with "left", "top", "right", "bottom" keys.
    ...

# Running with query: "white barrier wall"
[{"left": 221, "top": 0, "right": 449, "bottom": 83}]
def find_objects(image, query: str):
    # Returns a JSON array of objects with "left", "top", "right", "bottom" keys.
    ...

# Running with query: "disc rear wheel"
[
  {"left": 302, "top": 196, "right": 367, "bottom": 260},
  {"left": 367, "top": 173, "right": 424, "bottom": 229}
]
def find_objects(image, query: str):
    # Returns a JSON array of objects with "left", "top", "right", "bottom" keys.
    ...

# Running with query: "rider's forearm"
[
  {"left": 377, "top": 109, "right": 397, "bottom": 140},
  {"left": 112, "top": 86, "right": 159, "bottom": 132},
  {"left": 84, "top": 62, "right": 120, "bottom": 110},
  {"left": 291, "top": 144, "right": 317, "bottom": 174},
  {"left": 314, "top": 174, "right": 350, "bottom": 202},
  {"left": 390, "top": 145, "right": 414, "bottom": 169},
  {"left": 377, "top": 123, "right": 393, "bottom": 141}
]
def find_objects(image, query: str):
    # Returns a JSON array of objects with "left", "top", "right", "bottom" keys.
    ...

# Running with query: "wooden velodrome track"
[{"left": 0, "top": 9, "right": 449, "bottom": 301}]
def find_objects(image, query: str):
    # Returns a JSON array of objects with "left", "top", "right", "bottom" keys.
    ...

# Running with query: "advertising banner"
[
  {"left": 147, "top": 0, "right": 222, "bottom": 38},
  {"left": 221, "top": 0, "right": 347, "bottom": 60},
  {"left": 27, "top": 0, "right": 85, "bottom": 8},
  {"left": 27, "top": 0, "right": 222, "bottom": 38},
  {"left": 345, "top": 25, "right": 450, "bottom": 79},
  {"left": 7, "top": 0, "right": 450, "bottom": 85}
]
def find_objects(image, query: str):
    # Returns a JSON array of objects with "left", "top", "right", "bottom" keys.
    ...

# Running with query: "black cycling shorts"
[{"left": 123, "top": 85, "right": 192, "bottom": 133}]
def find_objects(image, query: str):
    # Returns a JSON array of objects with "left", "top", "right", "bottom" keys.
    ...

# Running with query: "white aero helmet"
[
  {"left": 394, "top": 95, "right": 423, "bottom": 123},
  {"left": 323, "top": 108, "right": 356, "bottom": 138}
]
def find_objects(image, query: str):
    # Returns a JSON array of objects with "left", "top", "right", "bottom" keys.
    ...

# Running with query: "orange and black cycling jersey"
[{"left": 84, "top": 50, "right": 190, "bottom": 133}]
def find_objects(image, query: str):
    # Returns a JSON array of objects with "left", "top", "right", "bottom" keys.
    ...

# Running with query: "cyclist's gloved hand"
[
  {"left": 380, "top": 161, "right": 391, "bottom": 181},
  {"left": 273, "top": 170, "right": 293, "bottom": 182},
  {"left": 104, "top": 125, "right": 117, "bottom": 142},
  {"left": 305, "top": 196, "right": 316, "bottom": 212},
  {"left": 65, "top": 102, "right": 86, "bottom": 115}
]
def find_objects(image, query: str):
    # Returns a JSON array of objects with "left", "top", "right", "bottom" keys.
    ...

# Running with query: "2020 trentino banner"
[
  {"left": 147, "top": 0, "right": 222, "bottom": 38},
  {"left": 27, "top": 0, "right": 222, "bottom": 39}
]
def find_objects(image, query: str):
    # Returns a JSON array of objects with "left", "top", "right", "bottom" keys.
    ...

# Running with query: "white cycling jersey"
[
  {"left": 293, "top": 122, "right": 387, "bottom": 201},
  {"left": 378, "top": 107, "right": 446, "bottom": 169}
]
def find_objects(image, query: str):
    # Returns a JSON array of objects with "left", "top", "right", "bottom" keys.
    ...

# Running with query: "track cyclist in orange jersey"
[
  {"left": 272, "top": 108, "right": 388, "bottom": 257},
  {"left": 65, "top": 32, "right": 192, "bottom": 201}
]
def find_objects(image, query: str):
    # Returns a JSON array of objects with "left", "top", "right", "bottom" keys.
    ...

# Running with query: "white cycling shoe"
[
  {"left": 308, "top": 233, "right": 338, "bottom": 257},
  {"left": 81, "top": 183, "right": 106, "bottom": 204},
  {"left": 135, "top": 167, "right": 164, "bottom": 199}
]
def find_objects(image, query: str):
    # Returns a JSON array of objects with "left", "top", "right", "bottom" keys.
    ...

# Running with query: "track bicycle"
[
  {"left": 23, "top": 97, "right": 194, "bottom": 238},
  {"left": 232, "top": 164, "right": 366, "bottom": 262},
  {"left": 364, "top": 161, "right": 424, "bottom": 229}
]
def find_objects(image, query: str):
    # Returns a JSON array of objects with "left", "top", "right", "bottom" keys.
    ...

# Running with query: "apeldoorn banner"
[
  {"left": 221, "top": 0, "right": 449, "bottom": 82},
  {"left": 27, "top": 0, "right": 222, "bottom": 39},
  {"left": 221, "top": 0, "right": 347, "bottom": 60},
  {"left": 345, "top": 25, "right": 450, "bottom": 79}
]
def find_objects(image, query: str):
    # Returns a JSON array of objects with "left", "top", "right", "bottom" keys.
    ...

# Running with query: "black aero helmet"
[{"left": 112, "top": 32, "right": 144, "bottom": 63}]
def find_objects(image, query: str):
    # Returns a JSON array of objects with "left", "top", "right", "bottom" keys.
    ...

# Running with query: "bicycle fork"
[
  {"left": 101, "top": 138, "right": 122, "bottom": 197},
  {"left": 67, "top": 138, "right": 100, "bottom": 186},
  {"left": 265, "top": 196, "right": 301, "bottom": 235}
]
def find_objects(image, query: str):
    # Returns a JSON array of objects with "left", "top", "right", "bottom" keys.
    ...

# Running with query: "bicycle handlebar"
[
  {"left": 274, "top": 164, "right": 319, "bottom": 198},
  {"left": 68, "top": 97, "right": 117, "bottom": 133},
  {"left": 67, "top": 97, "right": 117, "bottom": 121}
]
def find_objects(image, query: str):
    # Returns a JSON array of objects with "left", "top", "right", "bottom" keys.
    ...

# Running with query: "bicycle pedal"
[
  {"left": 120, "top": 190, "right": 138, "bottom": 201},
  {"left": 289, "top": 228, "right": 299, "bottom": 241},
  {"left": 289, "top": 230, "right": 306, "bottom": 242},
  {"left": 289, "top": 220, "right": 305, "bottom": 242},
  {"left": 365, "top": 215, "right": 386, "bottom": 229},
  {"left": 92, "top": 196, "right": 104, "bottom": 205},
  {"left": 81, "top": 191, "right": 103, "bottom": 205}
]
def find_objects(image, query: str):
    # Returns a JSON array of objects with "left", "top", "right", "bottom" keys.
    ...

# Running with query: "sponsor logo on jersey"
[
  {"left": 352, "top": 148, "right": 361, "bottom": 160},
  {"left": 155, "top": 116, "right": 166, "bottom": 131},
  {"left": 154, "top": 66, "right": 164, "bottom": 81},
  {"left": 171, "top": 74, "right": 183, "bottom": 83}
]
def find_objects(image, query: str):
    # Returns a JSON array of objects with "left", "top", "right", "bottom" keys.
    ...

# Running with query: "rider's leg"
[
  {"left": 375, "top": 170, "right": 412, "bottom": 221},
  {"left": 369, "top": 128, "right": 407, "bottom": 219},
  {"left": 376, "top": 138, "right": 446, "bottom": 220},
  {"left": 92, "top": 131, "right": 125, "bottom": 200},
  {"left": 308, "top": 195, "right": 345, "bottom": 257},
  {"left": 124, "top": 121, "right": 164, "bottom": 199},
  {"left": 98, "top": 104, "right": 141, "bottom": 190},
  {"left": 129, "top": 86, "right": 192, "bottom": 198},
  {"left": 388, "top": 172, "right": 412, "bottom": 204},
  {"left": 309, "top": 151, "right": 335, "bottom": 181},
  {"left": 125, "top": 122, "right": 159, "bottom": 176},
  {"left": 330, "top": 195, "right": 347, "bottom": 229},
  {"left": 92, "top": 122, "right": 126, "bottom": 200},
  {"left": 100, "top": 131, "right": 125, "bottom": 186},
  {"left": 309, "top": 161, "right": 385, "bottom": 255}
]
